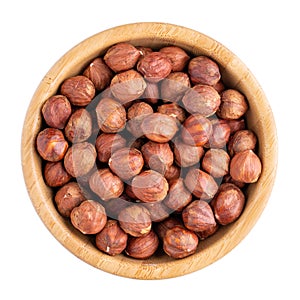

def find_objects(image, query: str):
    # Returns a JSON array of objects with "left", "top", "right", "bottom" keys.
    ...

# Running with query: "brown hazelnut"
[
  {"left": 70, "top": 200, "right": 107, "bottom": 234},
  {"left": 60, "top": 75, "right": 95, "bottom": 106},
  {"left": 184, "top": 168, "right": 219, "bottom": 200},
  {"left": 196, "top": 223, "right": 219, "bottom": 240},
  {"left": 44, "top": 161, "right": 72, "bottom": 187},
  {"left": 36, "top": 128, "right": 68, "bottom": 162},
  {"left": 213, "top": 80, "right": 226, "bottom": 94},
  {"left": 104, "top": 196, "right": 132, "bottom": 219},
  {"left": 205, "top": 118, "right": 231, "bottom": 148},
  {"left": 160, "top": 72, "right": 191, "bottom": 103},
  {"left": 125, "top": 184, "right": 139, "bottom": 200},
  {"left": 143, "top": 202, "right": 170, "bottom": 222},
  {"left": 131, "top": 170, "right": 169, "bottom": 203},
  {"left": 54, "top": 182, "right": 86, "bottom": 217},
  {"left": 212, "top": 183, "right": 245, "bottom": 225},
  {"left": 108, "top": 147, "right": 144, "bottom": 180},
  {"left": 163, "top": 226, "right": 198, "bottom": 259},
  {"left": 227, "top": 129, "right": 257, "bottom": 156},
  {"left": 96, "top": 97, "right": 126, "bottom": 133},
  {"left": 137, "top": 52, "right": 172, "bottom": 82},
  {"left": 110, "top": 69, "right": 147, "bottom": 104},
  {"left": 95, "top": 133, "right": 126, "bottom": 163},
  {"left": 118, "top": 204, "right": 152, "bottom": 237},
  {"left": 104, "top": 42, "right": 141, "bottom": 72},
  {"left": 159, "top": 46, "right": 190, "bottom": 71},
  {"left": 89, "top": 168, "right": 124, "bottom": 201},
  {"left": 141, "top": 113, "right": 178, "bottom": 143},
  {"left": 182, "top": 84, "right": 221, "bottom": 117},
  {"left": 222, "top": 174, "right": 246, "bottom": 189},
  {"left": 136, "top": 46, "right": 153, "bottom": 58},
  {"left": 188, "top": 56, "right": 221, "bottom": 86},
  {"left": 202, "top": 148, "right": 230, "bottom": 178},
  {"left": 154, "top": 216, "right": 183, "bottom": 239},
  {"left": 95, "top": 220, "right": 128, "bottom": 256},
  {"left": 225, "top": 118, "right": 246, "bottom": 135},
  {"left": 126, "top": 102, "right": 153, "bottom": 137},
  {"left": 142, "top": 82, "right": 160, "bottom": 104},
  {"left": 217, "top": 89, "right": 248, "bottom": 120},
  {"left": 157, "top": 102, "right": 186, "bottom": 124},
  {"left": 83, "top": 57, "right": 113, "bottom": 91},
  {"left": 64, "top": 142, "right": 96, "bottom": 177},
  {"left": 230, "top": 150, "right": 262, "bottom": 183},
  {"left": 182, "top": 200, "right": 216, "bottom": 232},
  {"left": 64, "top": 108, "right": 92, "bottom": 143},
  {"left": 164, "top": 178, "right": 192, "bottom": 212},
  {"left": 141, "top": 141, "right": 174, "bottom": 174},
  {"left": 125, "top": 230, "right": 159, "bottom": 259},
  {"left": 164, "top": 164, "right": 181, "bottom": 183},
  {"left": 173, "top": 137, "right": 204, "bottom": 167},
  {"left": 181, "top": 114, "right": 212, "bottom": 147},
  {"left": 42, "top": 95, "right": 72, "bottom": 129}
]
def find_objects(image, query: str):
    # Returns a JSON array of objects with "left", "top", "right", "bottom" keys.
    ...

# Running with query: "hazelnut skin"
[
  {"left": 60, "top": 75, "right": 95, "bottom": 106},
  {"left": 159, "top": 46, "right": 190, "bottom": 71},
  {"left": 212, "top": 183, "right": 245, "bottom": 225},
  {"left": 154, "top": 216, "right": 183, "bottom": 240},
  {"left": 118, "top": 204, "right": 152, "bottom": 237},
  {"left": 230, "top": 150, "right": 262, "bottom": 183},
  {"left": 44, "top": 161, "right": 72, "bottom": 187},
  {"left": 42, "top": 95, "right": 72, "bottom": 129},
  {"left": 125, "top": 230, "right": 159, "bottom": 259},
  {"left": 95, "top": 220, "right": 128, "bottom": 256},
  {"left": 70, "top": 200, "right": 107, "bottom": 234},
  {"left": 89, "top": 168, "right": 124, "bottom": 201},
  {"left": 54, "top": 182, "right": 86, "bottom": 217},
  {"left": 227, "top": 129, "right": 257, "bottom": 156},
  {"left": 163, "top": 226, "right": 198, "bottom": 259},
  {"left": 36, "top": 128, "right": 68, "bottom": 162}
]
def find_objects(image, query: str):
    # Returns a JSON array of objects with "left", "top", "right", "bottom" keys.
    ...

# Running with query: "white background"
[{"left": 1, "top": 0, "right": 299, "bottom": 299}]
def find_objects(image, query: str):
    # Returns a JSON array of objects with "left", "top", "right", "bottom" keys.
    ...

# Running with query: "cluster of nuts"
[{"left": 36, "top": 42, "right": 262, "bottom": 259}]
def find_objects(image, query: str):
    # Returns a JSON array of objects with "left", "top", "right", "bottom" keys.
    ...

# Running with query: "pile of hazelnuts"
[{"left": 36, "top": 42, "right": 262, "bottom": 259}]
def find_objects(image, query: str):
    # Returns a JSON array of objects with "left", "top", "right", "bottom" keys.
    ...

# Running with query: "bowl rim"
[{"left": 21, "top": 22, "right": 278, "bottom": 280}]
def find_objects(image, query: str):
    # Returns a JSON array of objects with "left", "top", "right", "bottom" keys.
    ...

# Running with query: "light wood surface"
[{"left": 21, "top": 22, "right": 278, "bottom": 279}]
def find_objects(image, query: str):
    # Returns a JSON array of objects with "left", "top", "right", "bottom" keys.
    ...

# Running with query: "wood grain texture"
[{"left": 21, "top": 22, "right": 278, "bottom": 279}]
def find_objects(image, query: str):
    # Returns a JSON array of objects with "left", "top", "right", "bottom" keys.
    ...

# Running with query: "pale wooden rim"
[{"left": 21, "top": 22, "right": 278, "bottom": 279}]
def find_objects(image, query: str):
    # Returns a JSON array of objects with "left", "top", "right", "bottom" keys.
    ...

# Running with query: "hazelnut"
[
  {"left": 184, "top": 168, "right": 219, "bottom": 200},
  {"left": 141, "top": 141, "right": 174, "bottom": 174},
  {"left": 141, "top": 113, "right": 178, "bottom": 143},
  {"left": 182, "top": 84, "right": 221, "bottom": 117},
  {"left": 142, "top": 82, "right": 160, "bottom": 104},
  {"left": 118, "top": 204, "right": 152, "bottom": 237},
  {"left": 217, "top": 89, "right": 248, "bottom": 120},
  {"left": 54, "top": 182, "right": 86, "bottom": 217},
  {"left": 96, "top": 97, "right": 126, "bottom": 133},
  {"left": 89, "top": 168, "right": 124, "bottom": 201},
  {"left": 182, "top": 200, "right": 216, "bottom": 232},
  {"left": 173, "top": 137, "right": 204, "bottom": 167},
  {"left": 36, "top": 128, "right": 68, "bottom": 162},
  {"left": 222, "top": 174, "right": 246, "bottom": 189},
  {"left": 64, "top": 142, "right": 96, "bottom": 177},
  {"left": 104, "top": 196, "right": 132, "bottom": 219},
  {"left": 125, "top": 230, "right": 159, "bottom": 259},
  {"left": 159, "top": 46, "right": 190, "bottom": 71},
  {"left": 110, "top": 69, "right": 147, "bottom": 104},
  {"left": 137, "top": 52, "right": 172, "bottom": 82},
  {"left": 64, "top": 108, "right": 92, "bottom": 143},
  {"left": 136, "top": 46, "right": 153, "bottom": 58},
  {"left": 95, "top": 220, "right": 128, "bottom": 256},
  {"left": 213, "top": 80, "right": 226, "bottom": 94},
  {"left": 225, "top": 118, "right": 246, "bottom": 135},
  {"left": 188, "top": 56, "right": 221, "bottom": 86},
  {"left": 227, "top": 129, "right": 257, "bottom": 156},
  {"left": 157, "top": 102, "right": 186, "bottom": 124},
  {"left": 44, "top": 161, "right": 72, "bottom": 187},
  {"left": 70, "top": 200, "right": 107, "bottom": 234},
  {"left": 95, "top": 133, "right": 126, "bottom": 163},
  {"left": 104, "top": 42, "right": 141, "bottom": 72},
  {"left": 125, "top": 184, "right": 139, "bottom": 200},
  {"left": 160, "top": 72, "right": 191, "bottom": 103},
  {"left": 181, "top": 114, "right": 212, "bottom": 147},
  {"left": 202, "top": 148, "right": 230, "bottom": 178},
  {"left": 154, "top": 216, "right": 183, "bottom": 239},
  {"left": 163, "top": 226, "right": 198, "bottom": 259},
  {"left": 196, "top": 223, "right": 219, "bottom": 240},
  {"left": 164, "top": 178, "right": 192, "bottom": 212},
  {"left": 83, "top": 57, "right": 113, "bottom": 91},
  {"left": 212, "top": 183, "right": 245, "bottom": 225},
  {"left": 205, "top": 118, "right": 231, "bottom": 148},
  {"left": 42, "top": 95, "right": 72, "bottom": 129},
  {"left": 60, "top": 75, "right": 95, "bottom": 106},
  {"left": 131, "top": 170, "right": 169, "bottom": 203},
  {"left": 126, "top": 102, "right": 153, "bottom": 137},
  {"left": 230, "top": 150, "right": 262, "bottom": 183},
  {"left": 108, "top": 147, "right": 144, "bottom": 180},
  {"left": 164, "top": 164, "right": 181, "bottom": 184},
  {"left": 143, "top": 202, "right": 170, "bottom": 222}
]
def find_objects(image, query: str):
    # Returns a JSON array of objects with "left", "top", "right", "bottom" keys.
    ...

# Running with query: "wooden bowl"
[{"left": 21, "top": 22, "right": 277, "bottom": 279}]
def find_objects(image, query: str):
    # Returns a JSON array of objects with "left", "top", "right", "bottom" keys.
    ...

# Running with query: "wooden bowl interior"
[{"left": 21, "top": 23, "right": 277, "bottom": 279}]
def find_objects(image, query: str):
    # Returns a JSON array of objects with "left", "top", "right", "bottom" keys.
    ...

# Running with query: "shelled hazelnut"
[
  {"left": 159, "top": 46, "right": 190, "bottom": 71},
  {"left": 44, "top": 161, "right": 72, "bottom": 187}
]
